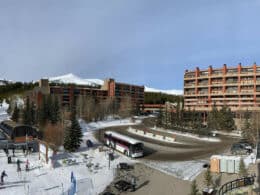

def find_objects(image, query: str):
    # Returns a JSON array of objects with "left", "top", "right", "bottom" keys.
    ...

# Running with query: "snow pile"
[
  {"left": 212, "top": 130, "right": 242, "bottom": 138},
  {"left": 49, "top": 73, "right": 103, "bottom": 87},
  {"left": 145, "top": 86, "right": 183, "bottom": 95},
  {"left": 151, "top": 127, "right": 221, "bottom": 142}
]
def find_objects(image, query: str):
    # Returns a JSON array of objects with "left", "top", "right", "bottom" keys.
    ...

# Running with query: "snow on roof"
[{"left": 105, "top": 131, "right": 142, "bottom": 145}]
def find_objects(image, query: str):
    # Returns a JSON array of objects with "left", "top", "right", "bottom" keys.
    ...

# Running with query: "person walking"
[
  {"left": 131, "top": 176, "right": 136, "bottom": 192},
  {"left": 25, "top": 159, "right": 30, "bottom": 171},
  {"left": 17, "top": 159, "right": 21, "bottom": 172},
  {"left": 1, "top": 171, "right": 7, "bottom": 184}
]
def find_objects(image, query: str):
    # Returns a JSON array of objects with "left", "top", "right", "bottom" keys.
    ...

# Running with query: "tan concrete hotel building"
[{"left": 184, "top": 63, "right": 260, "bottom": 112}]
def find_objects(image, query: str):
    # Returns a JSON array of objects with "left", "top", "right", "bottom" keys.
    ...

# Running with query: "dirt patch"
[{"left": 101, "top": 163, "right": 191, "bottom": 195}]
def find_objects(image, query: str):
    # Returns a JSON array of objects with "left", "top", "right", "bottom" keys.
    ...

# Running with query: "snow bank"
[
  {"left": 212, "top": 130, "right": 242, "bottom": 138},
  {"left": 151, "top": 127, "right": 221, "bottom": 142}
]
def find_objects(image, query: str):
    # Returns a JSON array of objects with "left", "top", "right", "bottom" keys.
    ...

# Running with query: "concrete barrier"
[{"left": 128, "top": 128, "right": 176, "bottom": 143}]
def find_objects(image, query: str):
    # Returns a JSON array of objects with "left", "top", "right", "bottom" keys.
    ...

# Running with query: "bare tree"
[
  {"left": 43, "top": 122, "right": 64, "bottom": 151},
  {"left": 118, "top": 95, "right": 133, "bottom": 118},
  {"left": 242, "top": 111, "right": 260, "bottom": 145}
]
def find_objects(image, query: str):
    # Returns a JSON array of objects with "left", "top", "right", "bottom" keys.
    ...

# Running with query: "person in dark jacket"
[
  {"left": 1, "top": 171, "right": 7, "bottom": 184},
  {"left": 17, "top": 159, "right": 21, "bottom": 172}
]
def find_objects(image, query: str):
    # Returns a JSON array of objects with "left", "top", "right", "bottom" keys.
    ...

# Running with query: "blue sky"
[{"left": 1, "top": 0, "right": 260, "bottom": 90}]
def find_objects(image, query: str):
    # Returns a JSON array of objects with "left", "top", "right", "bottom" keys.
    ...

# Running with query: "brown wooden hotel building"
[
  {"left": 33, "top": 78, "right": 144, "bottom": 109},
  {"left": 184, "top": 63, "right": 260, "bottom": 112}
]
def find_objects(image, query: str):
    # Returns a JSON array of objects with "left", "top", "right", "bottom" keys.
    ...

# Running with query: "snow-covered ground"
[
  {"left": 79, "top": 118, "right": 142, "bottom": 135},
  {"left": 0, "top": 146, "right": 135, "bottom": 195},
  {"left": 0, "top": 103, "right": 241, "bottom": 194}
]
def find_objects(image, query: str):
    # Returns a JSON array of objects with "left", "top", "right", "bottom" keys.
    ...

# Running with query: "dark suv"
[{"left": 231, "top": 143, "right": 252, "bottom": 155}]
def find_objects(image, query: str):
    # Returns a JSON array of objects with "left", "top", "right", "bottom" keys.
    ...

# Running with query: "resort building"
[
  {"left": 32, "top": 78, "right": 144, "bottom": 110},
  {"left": 184, "top": 63, "right": 260, "bottom": 112}
]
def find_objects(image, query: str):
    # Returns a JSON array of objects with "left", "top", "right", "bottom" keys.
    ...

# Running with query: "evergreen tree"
[
  {"left": 64, "top": 109, "right": 82, "bottom": 152},
  {"left": 189, "top": 180, "right": 200, "bottom": 195},
  {"left": 39, "top": 95, "right": 47, "bottom": 128},
  {"left": 219, "top": 105, "right": 235, "bottom": 131},
  {"left": 30, "top": 102, "right": 36, "bottom": 125},
  {"left": 204, "top": 168, "right": 212, "bottom": 188},
  {"left": 176, "top": 100, "right": 181, "bottom": 127},
  {"left": 51, "top": 96, "right": 60, "bottom": 124},
  {"left": 242, "top": 110, "right": 251, "bottom": 139},
  {"left": 22, "top": 97, "right": 32, "bottom": 125},
  {"left": 11, "top": 103, "right": 20, "bottom": 123},
  {"left": 239, "top": 158, "right": 247, "bottom": 177},
  {"left": 207, "top": 103, "right": 219, "bottom": 130},
  {"left": 46, "top": 95, "right": 53, "bottom": 119}
]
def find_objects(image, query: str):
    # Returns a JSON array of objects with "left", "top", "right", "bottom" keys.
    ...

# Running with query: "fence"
[{"left": 218, "top": 176, "right": 255, "bottom": 195}]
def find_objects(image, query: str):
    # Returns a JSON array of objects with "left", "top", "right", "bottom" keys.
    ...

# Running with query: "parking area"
[{"left": 95, "top": 125, "right": 238, "bottom": 161}]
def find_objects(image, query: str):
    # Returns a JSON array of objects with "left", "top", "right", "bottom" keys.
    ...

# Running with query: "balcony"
[
  {"left": 184, "top": 93, "right": 196, "bottom": 96},
  {"left": 211, "top": 91, "right": 223, "bottom": 94},
  {"left": 240, "top": 71, "right": 254, "bottom": 76},
  {"left": 240, "top": 102, "right": 255, "bottom": 105},
  {"left": 211, "top": 82, "right": 223, "bottom": 87},
  {"left": 226, "top": 102, "right": 240, "bottom": 105},
  {"left": 198, "top": 72, "right": 209, "bottom": 78},
  {"left": 211, "top": 73, "right": 223, "bottom": 78},
  {"left": 226, "top": 71, "right": 238, "bottom": 76},
  {"left": 240, "top": 96, "right": 254, "bottom": 100},
  {"left": 197, "top": 92, "right": 208, "bottom": 96},
  {"left": 225, "top": 81, "right": 238, "bottom": 86},
  {"left": 225, "top": 91, "right": 238, "bottom": 94},
  {"left": 184, "top": 84, "right": 195, "bottom": 89},
  {"left": 240, "top": 81, "right": 254, "bottom": 85},
  {"left": 240, "top": 90, "right": 254, "bottom": 94},
  {"left": 184, "top": 74, "right": 196, "bottom": 80},
  {"left": 197, "top": 83, "right": 208, "bottom": 88}
]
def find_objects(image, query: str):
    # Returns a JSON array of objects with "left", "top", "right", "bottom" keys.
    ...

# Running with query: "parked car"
[
  {"left": 238, "top": 140, "right": 254, "bottom": 149},
  {"left": 114, "top": 180, "right": 133, "bottom": 192},
  {"left": 231, "top": 143, "right": 252, "bottom": 155},
  {"left": 117, "top": 162, "right": 133, "bottom": 170}
]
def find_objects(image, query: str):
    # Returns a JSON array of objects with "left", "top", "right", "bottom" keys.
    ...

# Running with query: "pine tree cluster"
[
  {"left": 22, "top": 97, "right": 37, "bottom": 126},
  {"left": 207, "top": 104, "right": 235, "bottom": 131},
  {"left": 39, "top": 95, "right": 61, "bottom": 127},
  {"left": 64, "top": 109, "right": 83, "bottom": 152}
]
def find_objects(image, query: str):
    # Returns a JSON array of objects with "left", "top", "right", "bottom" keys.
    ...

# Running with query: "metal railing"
[{"left": 218, "top": 176, "right": 255, "bottom": 195}]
